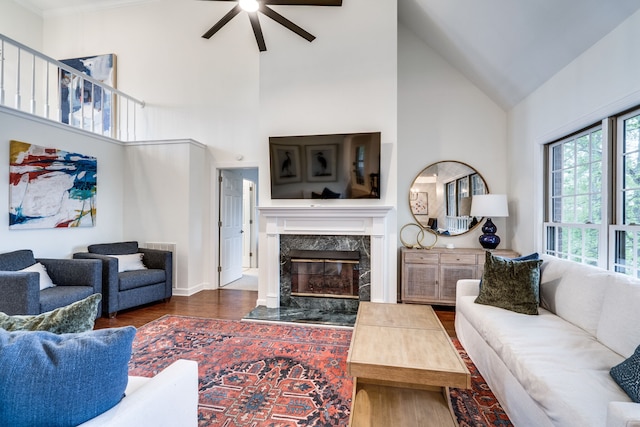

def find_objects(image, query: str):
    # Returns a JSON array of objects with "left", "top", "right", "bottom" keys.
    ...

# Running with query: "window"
[
  {"left": 545, "top": 108, "right": 640, "bottom": 276},
  {"left": 612, "top": 111, "right": 640, "bottom": 277}
]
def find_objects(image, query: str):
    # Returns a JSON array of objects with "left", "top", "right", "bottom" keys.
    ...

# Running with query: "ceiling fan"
[{"left": 201, "top": 0, "right": 342, "bottom": 52}]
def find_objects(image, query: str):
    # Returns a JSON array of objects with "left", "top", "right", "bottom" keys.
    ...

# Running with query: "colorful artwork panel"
[{"left": 9, "top": 140, "right": 97, "bottom": 229}]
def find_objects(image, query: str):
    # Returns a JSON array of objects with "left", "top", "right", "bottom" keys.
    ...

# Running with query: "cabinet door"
[
  {"left": 439, "top": 264, "right": 477, "bottom": 303},
  {"left": 402, "top": 263, "right": 439, "bottom": 303}
]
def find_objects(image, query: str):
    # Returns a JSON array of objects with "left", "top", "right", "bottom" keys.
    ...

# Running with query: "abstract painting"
[
  {"left": 9, "top": 140, "right": 97, "bottom": 229},
  {"left": 59, "top": 53, "right": 116, "bottom": 136}
]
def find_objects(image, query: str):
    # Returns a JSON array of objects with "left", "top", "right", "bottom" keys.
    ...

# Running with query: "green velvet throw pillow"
[
  {"left": 475, "top": 251, "right": 542, "bottom": 315},
  {"left": 0, "top": 293, "right": 101, "bottom": 333}
]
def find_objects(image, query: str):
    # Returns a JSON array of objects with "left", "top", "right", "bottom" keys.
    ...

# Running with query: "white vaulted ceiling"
[
  {"left": 398, "top": 0, "right": 640, "bottom": 109},
  {"left": 18, "top": 0, "right": 640, "bottom": 110}
]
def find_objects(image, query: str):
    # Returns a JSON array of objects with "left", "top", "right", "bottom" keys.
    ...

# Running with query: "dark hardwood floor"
[{"left": 94, "top": 289, "right": 456, "bottom": 337}]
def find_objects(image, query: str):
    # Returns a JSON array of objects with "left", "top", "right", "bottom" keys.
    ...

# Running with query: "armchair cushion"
[
  {"left": 0, "top": 294, "right": 101, "bottom": 333},
  {"left": 19, "top": 262, "right": 54, "bottom": 290},
  {"left": 119, "top": 269, "right": 166, "bottom": 291},
  {"left": 0, "top": 326, "right": 136, "bottom": 427}
]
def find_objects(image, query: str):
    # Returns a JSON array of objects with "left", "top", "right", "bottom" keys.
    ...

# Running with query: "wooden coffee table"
[{"left": 347, "top": 302, "right": 470, "bottom": 426}]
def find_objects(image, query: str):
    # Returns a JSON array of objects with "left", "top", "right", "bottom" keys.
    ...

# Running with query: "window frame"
[
  {"left": 543, "top": 109, "right": 640, "bottom": 275},
  {"left": 543, "top": 121, "right": 610, "bottom": 269}
]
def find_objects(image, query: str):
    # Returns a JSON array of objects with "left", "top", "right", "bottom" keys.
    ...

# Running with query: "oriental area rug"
[{"left": 128, "top": 316, "right": 512, "bottom": 427}]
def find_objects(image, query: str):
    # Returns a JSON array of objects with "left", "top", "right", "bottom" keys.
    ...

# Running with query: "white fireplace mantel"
[{"left": 257, "top": 205, "right": 394, "bottom": 308}]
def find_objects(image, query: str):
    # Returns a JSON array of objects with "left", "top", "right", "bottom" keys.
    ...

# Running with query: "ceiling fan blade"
[
  {"left": 202, "top": 4, "right": 242, "bottom": 39},
  {"left": 248, "top": 13, "right": 267, "bottom": 52},
  {"left": 260, "top": 5, "right": 315, "bottom": 42},
  {"left": 265, "top": 0, "right": 342, "bottom": 5}
]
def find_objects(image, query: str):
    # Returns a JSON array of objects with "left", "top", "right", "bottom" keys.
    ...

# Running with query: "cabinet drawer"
[
  {"left": 403, "top": 252, "right": 439, "bottom": 264},
  {"left": 440, "top": 253, "right": 476, "bottom": 265}
]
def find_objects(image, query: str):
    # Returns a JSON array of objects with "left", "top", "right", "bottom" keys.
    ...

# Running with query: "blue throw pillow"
[
  {"left": 611, "top": 344, "right": 640, "bottom": 403},
  {"left": 0, "top": 326, "right": 136, "bottom": 427}
]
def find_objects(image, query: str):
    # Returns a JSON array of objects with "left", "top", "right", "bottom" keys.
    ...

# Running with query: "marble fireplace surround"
[{"left": 257, "top": 206, "right": 393, "bottom": 309}]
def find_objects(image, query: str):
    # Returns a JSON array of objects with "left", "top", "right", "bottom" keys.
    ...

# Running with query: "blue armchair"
[
  {"left": 73, "top": 241, "right": 172, "bottom": 318},
  {"left": 0, "top": 249, "right": 102, "bottom": 316}
]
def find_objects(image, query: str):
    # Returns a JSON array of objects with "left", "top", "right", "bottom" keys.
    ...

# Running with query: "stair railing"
[{"left": 0, "top": 33, "right": 145, "bottom": 141}]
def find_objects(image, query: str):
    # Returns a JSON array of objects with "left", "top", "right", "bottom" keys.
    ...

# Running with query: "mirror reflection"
[{"left": 409, "top": 161, "right": 488, "bottom": 236}]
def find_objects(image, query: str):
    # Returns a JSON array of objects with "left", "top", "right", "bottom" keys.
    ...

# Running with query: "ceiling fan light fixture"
[{"left": 239, "top": 0, "right": 259, "bottom": 12}]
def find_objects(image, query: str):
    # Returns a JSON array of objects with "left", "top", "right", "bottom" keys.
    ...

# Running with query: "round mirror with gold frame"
[{"left": 409, "top": 161, "right": 489, "bottom": 236}]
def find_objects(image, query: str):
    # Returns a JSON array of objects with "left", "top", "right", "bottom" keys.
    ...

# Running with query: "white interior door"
[
  {"left": 219, "top": 169, "right": 243, "bottom": 286},
  {"left": 242, "top": 179, "right": 254, "bottom": 268}
]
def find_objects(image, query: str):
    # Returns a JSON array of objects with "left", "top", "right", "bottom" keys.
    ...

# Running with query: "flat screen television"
[{"left": 269, "top": 132, "right": 381, "bottom": 200}]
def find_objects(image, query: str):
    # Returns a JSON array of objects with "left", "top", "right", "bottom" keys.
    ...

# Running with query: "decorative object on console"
[
  {"left": 201, "top": 0, "right": 342, "bottom": 52},
  {"left": 470, "top": 194, "right": 509, "bottom": 249},
  {"left": 9, "top": 140, "right": 97, "bottom": 229},
  {"left": 400, "top": 223, "right": 438, "bottom": 249}
]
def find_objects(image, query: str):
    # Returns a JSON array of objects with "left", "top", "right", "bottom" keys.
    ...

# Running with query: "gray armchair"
[
  {"left": 73, "top": 241, "right": 172, "bottom": 318},
  {"left": 0, "top": 249, "right": 102, "bottom": 316}
]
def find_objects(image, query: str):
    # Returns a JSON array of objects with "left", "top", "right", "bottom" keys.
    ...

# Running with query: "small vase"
[{"left": 478, "top": 218, "right": 500, "bottom": 249}]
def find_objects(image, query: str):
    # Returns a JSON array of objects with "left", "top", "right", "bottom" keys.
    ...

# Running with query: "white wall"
[
  {"left": 258, "top": 0, "right": 398, "bottom": 303},
  {"left": 398, "top": 24, "right": 509, "bottom": 249},
  {"left": 123, "top": 140, "right": 209, "bottom": 295},
  {"left": 0, "top": 107, "right": 124, "bottom": 258},
  {"left": 509, "top": 9, "right": 640, "bottom": 254},
  {"left": 259, "top": 0, "right": 397, "bottom": 208},
  {"left": 1, "top": 0, "right": 43, "bottom": 49},
  {"left": 39, "top": 0, "right": 260, "bottom": 163}
]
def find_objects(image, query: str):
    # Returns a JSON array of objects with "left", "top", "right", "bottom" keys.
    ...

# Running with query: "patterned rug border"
[{"left": 140, "top": 314, "right": 355, "bottom": 331}]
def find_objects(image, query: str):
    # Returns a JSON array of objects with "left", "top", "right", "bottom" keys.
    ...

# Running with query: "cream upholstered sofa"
[
  {"left": 79, "top": 359, "right": 198, "bottom": 427},
  {"left": 455, "top": 254, "right": 640, "bottom": 427}
]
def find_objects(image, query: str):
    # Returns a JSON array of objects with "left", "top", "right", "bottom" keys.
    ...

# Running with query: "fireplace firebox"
[{"left": 290, "top": 250, "right": 360, "bottom": 299}]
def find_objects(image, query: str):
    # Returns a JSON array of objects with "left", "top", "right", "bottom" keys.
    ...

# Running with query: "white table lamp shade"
[{"left": 470, "top": 194, "right": 509, "bottom": 218}]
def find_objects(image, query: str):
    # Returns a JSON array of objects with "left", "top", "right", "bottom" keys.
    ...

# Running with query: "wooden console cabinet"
[{"left": 400, "top": 247, "right": 519, "bottom": 306}]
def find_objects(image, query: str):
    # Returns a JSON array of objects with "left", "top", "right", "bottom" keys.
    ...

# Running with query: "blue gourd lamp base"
[{"left": 479, "top": 217, "right": 500, "bottom": 250}]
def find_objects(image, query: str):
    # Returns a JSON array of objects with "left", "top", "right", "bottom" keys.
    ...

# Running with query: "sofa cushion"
[
  {"left": 114, "top": 253, "right": 147, "bottom": 272},
  {"left": 597, "top": 272, "right": 640, "bottom": 358},
  {"left": 475, "top": 251, "right": 542, "bottom": 315},
  {"left": 0, "top": 326, "right": 136, "bottom": 427},
  {"left": 539, "top": 254, "right": 609, "bottom": 336},
  {"left": 19, "top": 262, "right": 54, "bottom": 290},
  {"left": 611, "top": 344, "right": 640, "bottom": 403},
  {"left": 0, "top": 249, "right": 36, "bottom": 271},
  {"left": 39, "top": 285, "right": 96, "bottom": 313},
  {"left": 119, "top": 269, "right": 166, "bottom": 291},
  {"left": 88, "top": 241, "right": 138, "bottom": 256},
  {"left": 0, "top": 294, "right": 101, "bottom": 333}
]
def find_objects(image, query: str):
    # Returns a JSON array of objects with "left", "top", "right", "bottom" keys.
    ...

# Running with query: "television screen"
[{"left": 269, "top": 132, "right": 381, "bottom": 199}]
